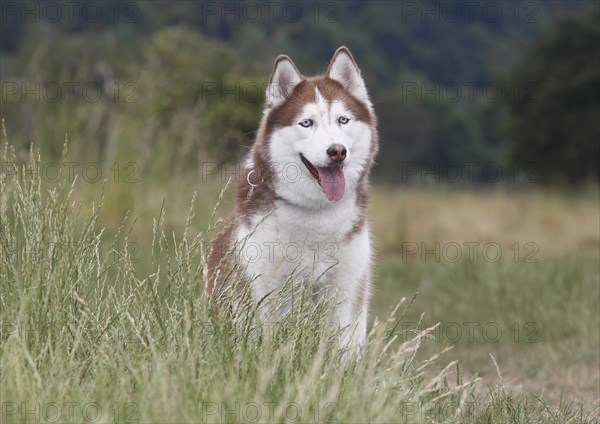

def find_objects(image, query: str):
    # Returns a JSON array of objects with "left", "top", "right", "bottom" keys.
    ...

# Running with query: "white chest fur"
[{"left": 233, "top": 194, "right": 372, "bottom": 345}]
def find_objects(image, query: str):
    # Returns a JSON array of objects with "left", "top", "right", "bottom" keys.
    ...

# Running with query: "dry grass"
[{"left": 370, "top": 185, "right": 600, "bottom": 257}]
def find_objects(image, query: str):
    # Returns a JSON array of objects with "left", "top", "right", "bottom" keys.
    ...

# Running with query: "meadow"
[{"left": 1, "top": 136, "right": 599, "bottom": 423}]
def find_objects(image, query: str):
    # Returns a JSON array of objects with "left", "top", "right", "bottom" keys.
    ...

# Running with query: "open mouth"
[
  {"left": 300, "top": 154, "right": 320, "bottom": 181},
  {"left": 300, "top": 154, "right": 345, "bottom": 202}
]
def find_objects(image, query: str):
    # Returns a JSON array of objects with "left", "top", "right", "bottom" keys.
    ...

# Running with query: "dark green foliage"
[
  {"left": 495, "top": 8, "right": 600, "bottom": 183},
  {"left": 0, "top": 0, "right": 595, "bottom": 183}
]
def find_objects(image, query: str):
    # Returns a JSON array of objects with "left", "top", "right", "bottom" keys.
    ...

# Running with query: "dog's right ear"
[{"left": 266, "top": 55, "right": 303, "bottom": 108}]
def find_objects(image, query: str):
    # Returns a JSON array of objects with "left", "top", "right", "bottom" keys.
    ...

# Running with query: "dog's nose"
[{"left": 327, "top": 144, "right": 347, "bottom": 162}]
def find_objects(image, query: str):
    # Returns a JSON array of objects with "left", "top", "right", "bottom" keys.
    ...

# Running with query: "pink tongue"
[{"left": 317, "top": 166, "right": 345, "bottom": 201}]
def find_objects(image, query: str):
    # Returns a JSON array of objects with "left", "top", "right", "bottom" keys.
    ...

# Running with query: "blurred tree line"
[
  {"left": 496, "top": 8, "right": 599, "bottom": 183},
  {"left": 0, "top": 0, "right": 597, "bottom": 184}
]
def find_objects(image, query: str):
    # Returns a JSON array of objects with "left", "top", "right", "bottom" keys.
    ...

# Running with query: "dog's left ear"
[{"left": 327, "top": 47, "right": 370, "bottom": 104}]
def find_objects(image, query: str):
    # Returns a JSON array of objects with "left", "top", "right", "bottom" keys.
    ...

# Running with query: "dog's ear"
[
  {"left": 266, "top": 55, "right": 303, "bottom": 108},
  {"left": 327, "top": 47, "right": 370, "bottom": 104}
]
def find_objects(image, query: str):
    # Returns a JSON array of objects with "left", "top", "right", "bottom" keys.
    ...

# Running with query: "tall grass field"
[{"left": 1, "top": 134, "right": 599, "bottom": 423}]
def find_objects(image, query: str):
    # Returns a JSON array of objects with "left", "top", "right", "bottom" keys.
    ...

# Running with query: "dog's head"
[{"left": 252, "top": 47, "right": 378, "bottom": 208}]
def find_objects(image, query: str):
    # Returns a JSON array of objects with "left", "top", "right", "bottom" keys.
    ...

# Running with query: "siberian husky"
[{"left": 207, "top": 47, "right": 378, "bottom": 347}]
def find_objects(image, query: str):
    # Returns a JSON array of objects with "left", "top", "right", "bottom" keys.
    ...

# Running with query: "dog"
[{"left": 207, "top": 47, "right": 378, "bottom": 347}]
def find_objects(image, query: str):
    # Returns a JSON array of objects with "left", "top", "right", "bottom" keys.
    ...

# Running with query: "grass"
[
  {"left": 373, "top": 256, "right": 600, "bottom": 404},
  {"left": 1, "top": 139, "right": 599, "bottom": 423}
]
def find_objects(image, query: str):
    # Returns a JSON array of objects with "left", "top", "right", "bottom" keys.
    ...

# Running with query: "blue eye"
[
  {"left": 299, "top": 119, "right": 313, "bottom": 128},
  {"left": 338, "top": 116, "right": 350, "bottom": 125}
]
